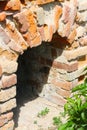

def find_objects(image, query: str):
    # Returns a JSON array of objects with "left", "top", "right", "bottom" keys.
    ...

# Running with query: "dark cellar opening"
[
  {"left": 13, "top": 43, "right": 51, "bottom": 127},
  {"left": 13, "top": 35, "right": 68, "bottom": 128}
]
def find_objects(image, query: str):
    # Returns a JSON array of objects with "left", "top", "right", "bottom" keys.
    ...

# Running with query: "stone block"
[
  {"left": 1, "top": 74, "right": 17, "bottom": 88},
  {"left": 0, "top": 86, "right": 16, "bottom": 102},
  {"left": 8, "top": 40, "right": 23, "bottom": 54},
  {"left": 63, "top": 46, "right": 87, "bottom": 61},
  {"left": 0, "top": 112, "right": 13, "bottom": 127},
  {"left": 0, "top": 57, "right": 18, "bottom": 74},
  {"left": 50, "top": 79, "right": 77, "bottom": 91},
  {"left": 59, "top": 64, "right": 87, "bottom": 81},
  {"left": 0, "top": 98, "right": 16, "bottom": 114},
  {"left": 0, "top": 120, "right": 14, "bottom": 130}
]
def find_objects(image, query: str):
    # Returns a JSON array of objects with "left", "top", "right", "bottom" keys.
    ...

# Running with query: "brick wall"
[{"left": 0, "top": 0, "right": 87, "bottom": 129}]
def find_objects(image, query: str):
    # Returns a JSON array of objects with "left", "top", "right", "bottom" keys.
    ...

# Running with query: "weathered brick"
[
  {"left": 51, "top": 79, "right": 72, "bottom": 90},
  {"left": 36, "top": 0, "right": 54, "bottom": 5},
  {"left": 6, "top": 19, "right": 28, "bottom": 50},
  {"left": 0, "top": 98, "right": 16, "bottom": 114},
  {"left": 14, "top": 12, "right": 29, "bottom": 33},
  {"left": 46, "top": 59, "right": 78, "bottom": 72},
  {"left": 4, "top": 0, "right": 21, "bottom": 11},
  {"left": 38, "top": 26, "right": 45, "bottom": 41},
  {"left": 0, "top": 120, "right": 14, "bottom": 130},
  {"left": 0, "top": 56, "right": 18, "bottom": 74},
  {"left": 0, "top": 26, "right": 10, "bottom": 45},
  {"left": 62, "top": 3, "right": 70, "bottom": 23},
  {"left": 44, "top": 25, "right": 53, "bottom": 42},
  {"left": 54, "top": 5, "right": 62, "bottom": 31},
  {"left": 63, "top": 46, "right": 87, "bottom": 61},
  {"left": 56, "top": 88, "right": 71, "bottom": 98},
  {"left": 0, "top": 12, "right": 6, "bottom": 21},
  {"left": 68, "top": 28, "right": 77, "bottom": 44},
  {"left": 30, "top": 33, "right": 42, "bottom": 47},
  {"left": 0, "top": 86, "right": 16, "bottom": 102},
  {"left": 46, "top": 93, "right": 66, "bottom": 106},
  {"left": 0, "top": 112, "right": 13, "bottom": 127},
  {"left": 1, "top": 74, "right": 17, "bottom": 88},
  {"left": 8, "top": 40, "right": 23, "bottom": 54}
]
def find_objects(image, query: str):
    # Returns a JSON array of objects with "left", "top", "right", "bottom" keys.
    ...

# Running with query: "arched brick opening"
[{"left": 0, "top": 0, "right": 87, "bottom": 130}]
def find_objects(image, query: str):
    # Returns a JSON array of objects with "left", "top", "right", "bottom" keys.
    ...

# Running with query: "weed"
[
  {"left": 37, "top": 107, "right": 49, "bottom": 117},
  {"left": 53, "top": 116, "right": 62, "bottom": 127},
  {"left": 34, "top": 120, "right": 37, "bottom": 124}
]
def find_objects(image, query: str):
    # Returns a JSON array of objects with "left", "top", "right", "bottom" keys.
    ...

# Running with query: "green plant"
[
  {"left": 37, "top": 107, "right": 49, "bottom": 117},
  {"left": 53, "top": 117, "right": 62, "bottom": 127},
  {"left": 34, "top": 120, "right": 37, "bottom": 124},
  {"left": 58, "top": 78, "right": 87, "bottom": 130}
]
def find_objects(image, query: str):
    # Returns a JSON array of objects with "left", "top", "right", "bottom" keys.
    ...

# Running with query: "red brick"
[
  {"left": 6, "top": 20, "right": 28, "bottom": 50},
  {"left": 51, "top": 79, "right": 72, "bottom": 90},
  {"left": 0, "top": 112, "right": 13, "bottom": 127},
  {"left": 38, "top": 26, "right": 45, "bottom": 41},
  {"left": 56, "top": 88, "right": 71, "bottom": 98},
  {"left": 48, "top": 94, "right": 66, "bottom": 106},
  {"left": 52, "top": 60, "right": 78, "bottom": 72},
  {"left": 54, "top": 5, "right": 62, "bottom": 30},
  {"left": 36, "top": 0, "right": 54, "bottom": 5},
  {"left": 8, "top": 40, "right": 23, "bottom": 54},
  {"left": 1, "top": 74, "right": 17, "bottom": 88},
  {"left": 44, "top": 25, "right": 53, "bottom": 42},
  {"left": 0, "top": 12, "right": 6, "bottom": 21},
  {"left": 30, "top": 33, "right": 42, "bottom": 47},
  {"left": 62, "top": 3, "right": 70, "bottom": 23},
  {"left": 14, "top": 12, "right": 29, "bottom": 33},
  {"left": 4, "top": 0, "right": 21, "bottom": 11},
  {"left": 68, "top": 28, "right": 77, "bottom": 44}
]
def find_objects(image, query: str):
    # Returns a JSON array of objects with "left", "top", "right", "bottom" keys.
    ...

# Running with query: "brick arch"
[{"left": 0, "top": 0, "right": 87, "bottom": 129}]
